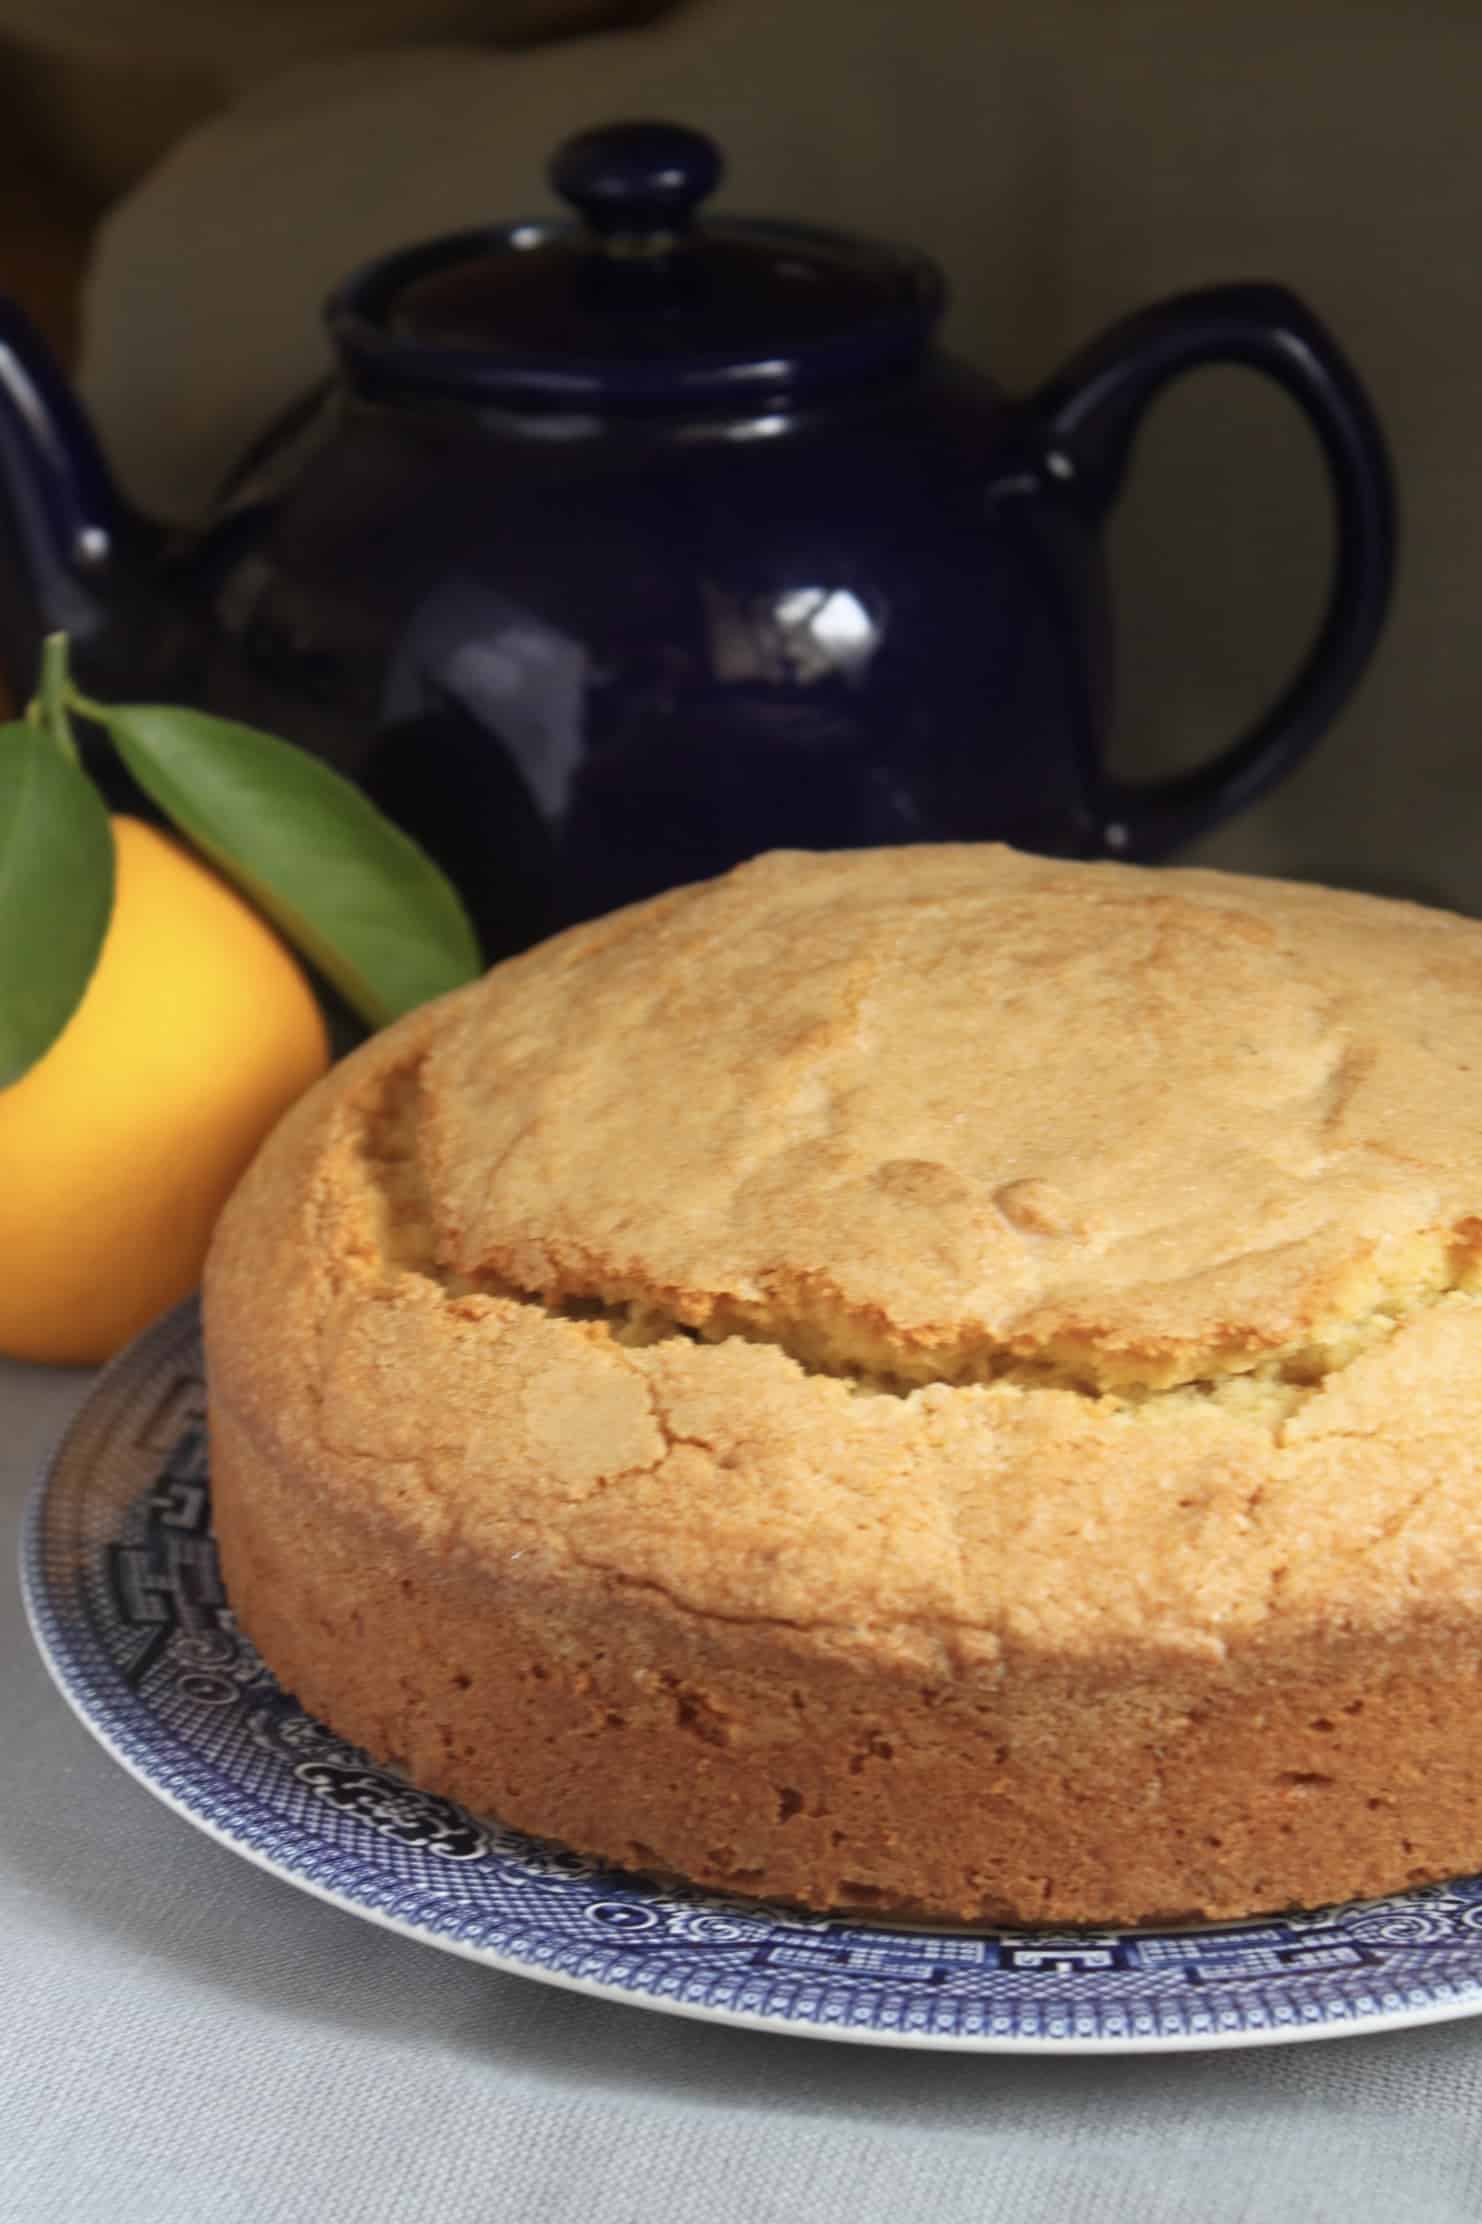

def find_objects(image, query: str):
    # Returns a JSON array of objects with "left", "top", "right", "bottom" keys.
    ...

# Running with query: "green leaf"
[
  {"left": 93, "top": 703, "right": 483, "bottom": 1027},
  {"left": 0, "top": 721, "right": 114, "bottom": 1088}
]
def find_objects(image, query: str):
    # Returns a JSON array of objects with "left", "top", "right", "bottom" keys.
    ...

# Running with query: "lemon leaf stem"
[{"left": 30, "top": 632, "right": 79, "bottom": 765}]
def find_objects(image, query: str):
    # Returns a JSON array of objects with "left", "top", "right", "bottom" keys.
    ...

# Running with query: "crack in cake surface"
[
  {"left": 396, "top": 850, "right": 1482, "bottom": 1399},
  {"left": 356, "top": 1057, "right": 1482, "bottom": 1422}
]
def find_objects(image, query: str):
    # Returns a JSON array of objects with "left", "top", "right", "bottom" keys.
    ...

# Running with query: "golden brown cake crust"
[{"left": 203, "top": 846, "right": 1482, "bottom": 1926}]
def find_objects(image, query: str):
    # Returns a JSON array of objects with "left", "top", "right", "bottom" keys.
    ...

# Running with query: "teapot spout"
[{"left": 0, "top": 294, "right": 123, "bottom": 701}]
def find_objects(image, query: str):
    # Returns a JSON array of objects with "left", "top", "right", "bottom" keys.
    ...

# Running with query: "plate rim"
[{"left": 20, "top": 1300, "right": 1482, "bottom": 2058}]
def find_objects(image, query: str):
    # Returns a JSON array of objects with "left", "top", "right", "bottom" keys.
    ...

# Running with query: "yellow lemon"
[{"left": 0, "top": 815, "right": 329, "bottom": 1365}]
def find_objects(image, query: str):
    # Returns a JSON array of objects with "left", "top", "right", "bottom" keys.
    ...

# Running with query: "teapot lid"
[{"left": 328, "top": 120, "right": 944, "bottom": 409}]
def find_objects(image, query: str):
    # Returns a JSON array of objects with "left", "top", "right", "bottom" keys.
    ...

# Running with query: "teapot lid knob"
[{"left": 549, "top": 120, "right": 724, "bottom": 242}]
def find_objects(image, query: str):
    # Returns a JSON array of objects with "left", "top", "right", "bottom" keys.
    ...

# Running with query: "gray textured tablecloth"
[{"left": 7, "top": 1355, "right": 1482, "bottom": 2224}]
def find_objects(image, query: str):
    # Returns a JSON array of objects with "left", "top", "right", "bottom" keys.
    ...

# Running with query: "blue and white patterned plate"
[{"left": 22, "top": 1301, "right": 1482, "bottom": 2055}]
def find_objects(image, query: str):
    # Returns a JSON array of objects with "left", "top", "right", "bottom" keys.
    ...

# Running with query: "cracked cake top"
[
  {"left": 205, "top": 844, "right": 1482, "bottom": 1659},
  {"left": 407, "top": 845, "right": 1482, "bottom": 1394}
]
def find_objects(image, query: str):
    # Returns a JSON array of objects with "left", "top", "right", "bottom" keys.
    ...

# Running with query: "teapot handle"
[{"left": 1027, "top": 282, "right": 1395, "bottom": 859}]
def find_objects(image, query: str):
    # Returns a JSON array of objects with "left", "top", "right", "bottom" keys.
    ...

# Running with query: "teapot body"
[
  {"left": 166, "top": 359, "right": 1107, "bottom": 960},
  {"left": 0, "top": 110, "right": 1393, "bottom": 961}
]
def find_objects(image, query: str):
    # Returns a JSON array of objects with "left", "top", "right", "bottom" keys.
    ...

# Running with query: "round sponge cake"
[{"left": 203, "top": 845, "right": 1482, "bottom": 1926}]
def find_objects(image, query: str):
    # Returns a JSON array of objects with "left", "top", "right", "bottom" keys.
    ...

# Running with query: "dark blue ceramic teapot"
[{"left": 0, "top": 120, "right": 1394, "bottom": 960}]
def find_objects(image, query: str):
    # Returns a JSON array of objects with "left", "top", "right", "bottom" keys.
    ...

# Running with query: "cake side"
[{"left": 208, "top": 1391, "right": 1482, "bottom": 1926}]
